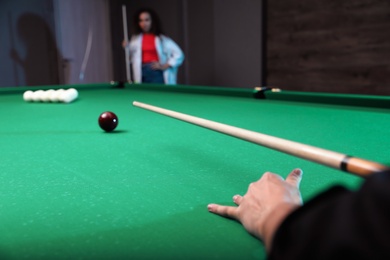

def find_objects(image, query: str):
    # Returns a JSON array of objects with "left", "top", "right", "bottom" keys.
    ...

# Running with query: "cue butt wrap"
[{"left": 343, "top": 157, "right": 390, "bottom": 177}]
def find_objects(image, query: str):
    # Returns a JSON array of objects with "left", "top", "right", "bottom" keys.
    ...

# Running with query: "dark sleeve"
[{"left": 268, "top": 171, "right": 390, "bottom": 260}]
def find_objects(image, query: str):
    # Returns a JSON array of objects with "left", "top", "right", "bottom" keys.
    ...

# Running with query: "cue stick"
[
  {"left": 122, "top": 5, "right": 131, "bottom": 83},
  {"left": 133, "top": 101, "right": 390, "bottom": 177},
  {"left": 79, "top": 25, "right": 93, "bottom": 81}
]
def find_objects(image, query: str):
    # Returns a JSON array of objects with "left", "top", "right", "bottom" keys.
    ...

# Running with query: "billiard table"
[{"left": 0, "top": 83, "right": 389, "bottom": 259}]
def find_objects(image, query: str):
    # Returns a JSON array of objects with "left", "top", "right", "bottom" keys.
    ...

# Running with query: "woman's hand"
[
  {"left": 122, "top": 40, "right": 129, "bottom": 48},
  {"left": 151, "top": 62, "right": 170, "bottom": 71}
]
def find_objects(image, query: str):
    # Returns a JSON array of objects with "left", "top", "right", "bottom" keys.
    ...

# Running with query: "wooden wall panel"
[{"left": 267, "top": 0, "right": 390, "bottom": 95}]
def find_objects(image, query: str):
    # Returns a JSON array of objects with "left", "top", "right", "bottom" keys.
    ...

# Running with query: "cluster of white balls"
[{"left": 23, "top": 88, "right": 79, "bottom": 103}]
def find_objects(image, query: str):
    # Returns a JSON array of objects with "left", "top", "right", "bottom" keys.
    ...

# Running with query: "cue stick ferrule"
[{"left": 133, "top": 101, "right": 390, "bottom": 177}]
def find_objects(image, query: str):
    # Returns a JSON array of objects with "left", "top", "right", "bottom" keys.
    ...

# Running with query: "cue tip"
[
  {"left": 133, "top": 101, "right": 148, "bottom": 110},
  {"left": 133, "top": 101, "right": 148, "bottom": 107}
]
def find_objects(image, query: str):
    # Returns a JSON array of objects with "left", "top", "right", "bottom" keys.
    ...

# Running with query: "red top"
[{"left": 142, "top": 34, "right": 159, "bottom": 63}]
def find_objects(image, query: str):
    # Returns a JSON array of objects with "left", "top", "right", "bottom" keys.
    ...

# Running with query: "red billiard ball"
[{"left": 98, "top": 111, "right": 118, "bottom": 132}]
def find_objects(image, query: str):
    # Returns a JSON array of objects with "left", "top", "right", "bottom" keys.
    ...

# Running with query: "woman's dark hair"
[{"left": 133, "top": 8, "right": 163, "bottom": 35}]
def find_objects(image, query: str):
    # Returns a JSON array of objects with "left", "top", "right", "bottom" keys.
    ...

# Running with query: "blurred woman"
[{"left": 122, "top": 8, "right": 184, "bottom": 84}]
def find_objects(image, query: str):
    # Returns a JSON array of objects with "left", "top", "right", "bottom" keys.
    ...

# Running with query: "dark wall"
[
  {"left": 186, "top": 0, "right": 262, "bottom": 88},
  {"left": 186, "top": 1, "right": 215, "bottom": 85},
  {"left": 55, "top": 0, "right": 113, "bottom": 84},
  {"left": 3, "top": 0, "right": 263, "bottom": 89},
  {"left": 4, "top": 0, "right": 388, "bottom": 94},
  {"left": 213, "top": 0, "right": 262, "bottom": 88},
  {"left": 0, "top": 0, "right": 59, "bottom": 87},
  {"left": 267, "top": 0, "right": 390, "bottom": 95}
]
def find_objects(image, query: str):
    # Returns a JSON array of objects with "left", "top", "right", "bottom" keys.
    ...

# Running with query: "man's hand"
[{"left": 208, "top": 169, "right": 303, "bottom": 251}]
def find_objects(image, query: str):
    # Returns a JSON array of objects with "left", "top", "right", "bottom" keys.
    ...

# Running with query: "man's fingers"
[
  {"left": 285, "top": 168, "right": 303, "bottom": 188},
  {"left": 233, "top": 195, "right": 243, "bottom": 205},
  {"left": 208, "top": 204, "right": 238, "bottom": 219}
]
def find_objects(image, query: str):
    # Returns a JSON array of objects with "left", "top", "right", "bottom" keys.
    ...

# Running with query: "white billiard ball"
[
  {"left": 40, "top": 90, "right": 51, "bottom": 102},
  {"left": 61, "top": 88, "right": 79, "bottom": 103},
  {"left": 32, "top": 90, "right": 44, "bottom": 102},
  {"left": 50, "top": 89, "right": 64, "bottom": 102},
  {"left": 23, "top": 90, "right": 34, "bottom": 102},
  {"left": 44, "top": 89, "right": 55, "bottom": 102}
]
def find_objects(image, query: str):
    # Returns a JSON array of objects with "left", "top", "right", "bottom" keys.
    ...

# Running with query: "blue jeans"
[{"left": 142, "top": 63, "right": 164, "bottom": 84}]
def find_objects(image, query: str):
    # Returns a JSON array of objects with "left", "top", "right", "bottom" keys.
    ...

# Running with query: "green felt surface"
[{"left": 0, "top": 83, "right": 389, "bottom": 259}]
